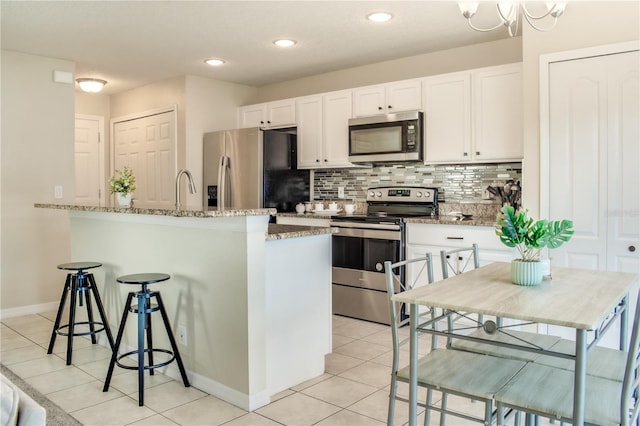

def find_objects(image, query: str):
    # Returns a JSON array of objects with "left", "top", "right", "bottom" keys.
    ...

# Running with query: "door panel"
[
  {"left": 113, "top": 110, "right": 176, "bottom": 207},
  {"left": 75, "top": 117, "right": 102, "bottom": 204}
]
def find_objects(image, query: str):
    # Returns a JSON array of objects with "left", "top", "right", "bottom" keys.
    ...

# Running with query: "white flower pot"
[
  {"left": 511, "top": 260, "right": 543, "bottom": 286},
  {"left": 116, "top": 192, "right": 132, "bottom": 207}
]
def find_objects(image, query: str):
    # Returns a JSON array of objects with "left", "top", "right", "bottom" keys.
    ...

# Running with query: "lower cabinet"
[{"left": 405, "top": 223, "right": 512, "bottom": 285}]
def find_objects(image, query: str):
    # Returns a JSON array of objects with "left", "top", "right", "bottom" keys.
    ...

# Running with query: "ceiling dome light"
[
  {"left": 76, "top": 78, "right": 107, "bottom": 93},
  {"left": 205, "top": 58, "right": 226, "bottom": 67},
  {"left": 273, "top": 39, "right": 296, "bottom": 48},
  {"left": 367, "top": 12, "right": 393, "bottom": 22}
]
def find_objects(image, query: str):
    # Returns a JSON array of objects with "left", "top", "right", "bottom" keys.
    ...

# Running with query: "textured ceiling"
[{"left": 1, "top": 1, "right": 511, "bottom": 94}]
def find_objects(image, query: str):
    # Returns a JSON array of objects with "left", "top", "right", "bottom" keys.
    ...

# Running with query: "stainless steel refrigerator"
[{"left": 203, "top": 127, "right": 310, "bottom": 212}]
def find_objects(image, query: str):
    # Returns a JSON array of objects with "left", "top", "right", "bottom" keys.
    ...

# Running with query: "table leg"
[
  {"left": 409, "top": 303, "right": 418, "bottom": 426},
  {"left": 573, "top": 329, "right": 586, "bottom": 425}
]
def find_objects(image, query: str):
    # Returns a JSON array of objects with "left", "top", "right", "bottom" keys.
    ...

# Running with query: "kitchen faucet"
[{"left": 175, "top": 168, "right": 196, "bottom": 210}]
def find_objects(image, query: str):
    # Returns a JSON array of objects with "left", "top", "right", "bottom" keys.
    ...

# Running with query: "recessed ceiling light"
[
  {"left": 367, "top": 12, "right": 393, "bottom": 22},
  {"left": 273, "top": 39, "right": 296, "bottom": 48},
  {"left": 205, "top": 58, "right": 225, "bottom": 67}
]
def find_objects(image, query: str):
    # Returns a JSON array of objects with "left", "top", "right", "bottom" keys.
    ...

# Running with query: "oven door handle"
[{"left": 330, "top": 222, "right": 401, "bottom": 231}]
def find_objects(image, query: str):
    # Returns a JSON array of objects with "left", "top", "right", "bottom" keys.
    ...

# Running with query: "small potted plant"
[
  {"left": 109, "top": 166, "right": 136, "bottom": 207},
  {"left": 495, "top": 205, "right": 574, "bottom": 285}
]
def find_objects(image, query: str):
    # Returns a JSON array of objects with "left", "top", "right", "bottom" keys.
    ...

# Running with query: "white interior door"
[
  {"left": 547, "top": 49, "right": 639, "bottom": 348},
  {"left": 75, "top": 115, "right": 103, "bottom": 204},
  {"left": 113, "top": 110, "right": 176, "bottom": 207}
]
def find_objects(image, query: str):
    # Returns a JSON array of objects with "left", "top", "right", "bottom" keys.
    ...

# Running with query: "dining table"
[{"left": 391, "top": 261, "right": 639, "bottom": 426}]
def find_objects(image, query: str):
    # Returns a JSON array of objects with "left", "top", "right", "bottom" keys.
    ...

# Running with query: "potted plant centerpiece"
[
  {"left": 109, "top": 166, "right": 136, "bottom": 207},
  {"left": 495, "top": 205, "right": 574, "bottom": 286}
]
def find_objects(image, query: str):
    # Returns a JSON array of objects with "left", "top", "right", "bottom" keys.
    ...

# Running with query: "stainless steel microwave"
[{"left": 348, "top": 111, "right": 423, "bottom": 164}]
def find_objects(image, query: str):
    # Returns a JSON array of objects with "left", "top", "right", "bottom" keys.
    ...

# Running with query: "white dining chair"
[
  {"left": 385, "top": 254, "right": 527, "bottom": 426},
  {"left": 494, "top": 290, "right": 640, "bottom": 426}
]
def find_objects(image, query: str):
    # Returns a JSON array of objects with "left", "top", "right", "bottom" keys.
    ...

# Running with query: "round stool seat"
[
  {"left": 57, "top": 262, "right": 102, "bottom": 271},
  {"left": 116, "top": 273, "right": 170, "bottom": 285}
]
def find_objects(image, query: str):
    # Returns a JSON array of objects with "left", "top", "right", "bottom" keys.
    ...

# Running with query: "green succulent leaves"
[{"left": 496, "top": 205, "right": 574, "bottom": 261}]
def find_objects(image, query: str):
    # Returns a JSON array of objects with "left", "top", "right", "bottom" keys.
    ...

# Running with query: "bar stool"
[
  {"left": 47, "top": 262, "right": 115, "bottom": 365},
  {"left": 103, "top": 273, "right": 190, "bottom": 406}
]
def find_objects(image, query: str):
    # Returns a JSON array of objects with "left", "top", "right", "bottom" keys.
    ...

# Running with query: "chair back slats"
[
  {"left": 621, "top": 290, "right": 640, "bottom": 426},
  {"left": 440, "top": 243, "right": 480, "bottom": 279}
]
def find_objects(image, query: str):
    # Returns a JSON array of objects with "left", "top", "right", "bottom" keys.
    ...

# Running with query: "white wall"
[
  {"left": 521, "top": 1, "right": 640, "bottom": 217},
  {"left": 1, "top": 50, "right": 76, "bottom": 312},
  {"left": 256, "top": 37, "right": 522, "bottom": 102}
]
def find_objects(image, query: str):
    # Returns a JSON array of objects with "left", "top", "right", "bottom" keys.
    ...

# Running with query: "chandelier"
[{"left": 458, "top": 2, "right": 566, "bottom": 37}]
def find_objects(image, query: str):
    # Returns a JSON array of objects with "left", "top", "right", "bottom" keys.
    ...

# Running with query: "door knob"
[{"left": 630, "top": 245, "right": 637, "bottom": 252}]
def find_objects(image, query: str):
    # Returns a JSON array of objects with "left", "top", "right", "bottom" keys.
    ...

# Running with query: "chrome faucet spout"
[{"left": 175, "top": 168, "right": 196, "bottom": 210}]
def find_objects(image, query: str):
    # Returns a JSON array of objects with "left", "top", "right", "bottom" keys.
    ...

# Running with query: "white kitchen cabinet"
[
  {"left": 423, "top": 63, "right": 523, "bottom": 163},
  {"left": 405, "top": 223, "right": 512, "bottom": 284},
  {"left": 238, "top": 99, "right": 296, "bottom": 129},
  {"left": 297, "top": 90, "right": 354, "bottom": 169},
  {"left": 353, "top": 79, "right": 422, "bottom": 117}
]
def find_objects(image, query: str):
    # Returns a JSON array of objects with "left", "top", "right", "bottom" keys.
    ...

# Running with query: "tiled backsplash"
[{"left": 313, "top": 162, "right": 522, "bottom": 203}]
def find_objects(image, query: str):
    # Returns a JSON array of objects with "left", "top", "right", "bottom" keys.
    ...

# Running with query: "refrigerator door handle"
[{"left": 218, "top": 156, "right": 228, "bottom": 209}]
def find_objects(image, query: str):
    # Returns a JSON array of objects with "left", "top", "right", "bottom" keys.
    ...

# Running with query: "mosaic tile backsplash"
[{"left": 313, "top": 162, "right": 522, "bottom": 204}]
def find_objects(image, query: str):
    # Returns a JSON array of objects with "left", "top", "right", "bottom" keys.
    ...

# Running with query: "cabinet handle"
[
  {"left": 463, "top": 152, "right": 468, "bottom": 156},
  {"left": 316, "top": 159, "right": 320, "bottom": 163},
  {"left": 630, "top": 245, "right": 637, "bottom": 252},
  {"left": 476, "top": 151, "right": 480, "bottom": 155},
  {"left": 388, "top": 105, "right": 392, "bottom": 109},
  {"left": 267, "top": 120, "right": 271, "bottom": 124},
  {"left": 260, "top": 120, "right": 264, "bottom": 124},
  {"left": 447, "top": 237, "right": 464, "bottom": 240},
  {"left": 378, "top": 106, "right": 383, "bottom": 111}
]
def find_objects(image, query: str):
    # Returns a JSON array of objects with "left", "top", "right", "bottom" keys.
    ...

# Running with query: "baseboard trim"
[{"left": 0, "top": 302, "right": 59, "bottom": 320}]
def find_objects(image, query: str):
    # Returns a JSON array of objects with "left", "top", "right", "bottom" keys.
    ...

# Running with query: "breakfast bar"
[{"left": 34, "top": 203, "right": 334, "bottom": 411}]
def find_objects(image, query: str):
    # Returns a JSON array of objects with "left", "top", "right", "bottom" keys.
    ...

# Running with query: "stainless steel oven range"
[{"left": 330, "top": 186, "right": 438, "bottom": 325}]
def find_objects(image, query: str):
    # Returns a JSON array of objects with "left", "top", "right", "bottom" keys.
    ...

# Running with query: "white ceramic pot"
[
  {"left": 116, "top": 192, "right": 132, "bottom": 207},
  {"left": 510, "top": 260, "right": 543, "bottom": 286},
  {"left": 295, "top": 203, "right": 305, "bottom": 214}
]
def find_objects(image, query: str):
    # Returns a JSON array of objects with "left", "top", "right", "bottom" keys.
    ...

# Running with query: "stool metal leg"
[
  {"left": 65, "top": 274, "right": 79, "bottom": 365},
  {"left": 104, "top": 292, "right": 134, "bottom": 392},
  {"left": 82, "top": 274, "right": 98, "bottom": 345},
  {"left": 155, "top": 292, "right": 190, "bottom": 387},
  {"left": 87, "top": 274, "right": 115, "bottom": 350},
  {"left": 145, "top": 295, "right": 155, "bottom": 376},
  {"left": 137, "top": 291, "right": 146, "bottom": 406},
  {"left": 47, "top": 273, "right": 71, "bottom": 354}
]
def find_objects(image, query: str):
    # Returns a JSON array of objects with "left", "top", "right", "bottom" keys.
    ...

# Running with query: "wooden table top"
[{"left": 392, "top": 262, "right": 638, "bottom": 330}]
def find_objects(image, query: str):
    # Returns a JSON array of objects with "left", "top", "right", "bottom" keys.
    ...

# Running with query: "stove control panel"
[{"left": 366, "top": 186, "right": 437, "bottom": 203}]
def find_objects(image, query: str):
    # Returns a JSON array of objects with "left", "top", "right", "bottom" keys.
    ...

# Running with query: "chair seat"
[
  {"left": 534, "top": 338, "right": 627, "bottom": 382},
  {"left": 397, "top": 349, "right": 526, "bottom": 400},
  {"left": 451, "top": 328, "right": 561, "bottom": 362},
  {"left": 495, "top": 363, "right": 622, "bottom": 425},
  {"left": 116, "top": 273, "right": 170, "bottom": 285},
  {"left": 57, "top": 262, "right": 102, "bottom": 271}
]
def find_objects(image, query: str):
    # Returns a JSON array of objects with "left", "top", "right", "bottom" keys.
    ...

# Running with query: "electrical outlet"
[
  {"left": 54, "top": 185, "right": 63, "bottom": 199},
  {"left": 338, "top": 187, "right": 345, "bottom": 199},
  {"left": 482, "top": 189, "right": 492, "bottom": 200},
  {"left": 178, "top": 325, "right": 187, "bottom": 346}
]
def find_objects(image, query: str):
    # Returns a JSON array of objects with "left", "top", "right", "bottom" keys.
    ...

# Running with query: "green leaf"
[{"left": 546, "top": 219, "right": 575, "bottom": 249}]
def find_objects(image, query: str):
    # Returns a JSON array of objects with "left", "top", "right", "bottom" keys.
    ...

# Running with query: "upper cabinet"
[
  {"left": 353, "top": 79, "right": 422, "bottom": 117},
  {"left": 423, "top": 63, "right": 523, "bottom": 163},
  {"left": 238, "top": 99, "right": 296, "bottom": 129},
  {"left": 297, "top": 90, "right": 354, "bottom": 169}
]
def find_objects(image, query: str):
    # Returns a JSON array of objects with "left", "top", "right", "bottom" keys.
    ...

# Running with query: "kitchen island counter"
[{"left": 34, "top": 203, "right": 331, "bottom": 411}]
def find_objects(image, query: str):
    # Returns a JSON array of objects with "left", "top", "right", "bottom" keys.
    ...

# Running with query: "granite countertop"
[
  {"left": 266, "top": 224, "right": 336, "bottom": 241},
  {"left": 277, "top": 212, "right": 498, "bottom": 227},
  {"left": 34, "top": 203, "right": 276, "bottom": 218}
]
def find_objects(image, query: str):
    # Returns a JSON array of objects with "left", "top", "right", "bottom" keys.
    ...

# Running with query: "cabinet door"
[
  {"left": 353, "top": 85, "right": 386, "bottom": 117},
  {"left": 473, "top": 63, "right": 523, "bottom": 161},
  {"left": 296, "top": 96, "right": 323, "bottom": 169},
  {"left": 323, "top": 90, "right": 353, "bottom": 168},
  {"left": 267, "top": 99, "right": 296, "bottom": 128},
  {"left": 238, "top": 104, "right": 266, "bottom": 128},
  {"left": 386, "top": 79, "right": 422, "bottom": 113},
  {"left": 423, "top": 72, "right": 471, "bottom": 163}
]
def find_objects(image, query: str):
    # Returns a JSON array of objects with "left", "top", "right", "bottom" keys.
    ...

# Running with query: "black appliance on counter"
[
  {"left": 330, "top": 186, "right": 438, "bottom": 325},
  {"left": 203, "top": 127, "right": 310, "bottom": 213}
]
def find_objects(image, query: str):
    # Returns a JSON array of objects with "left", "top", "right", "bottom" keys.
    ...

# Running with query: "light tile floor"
[{"left": 1, "top": 310, "right": 526, "bottom": 426}]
